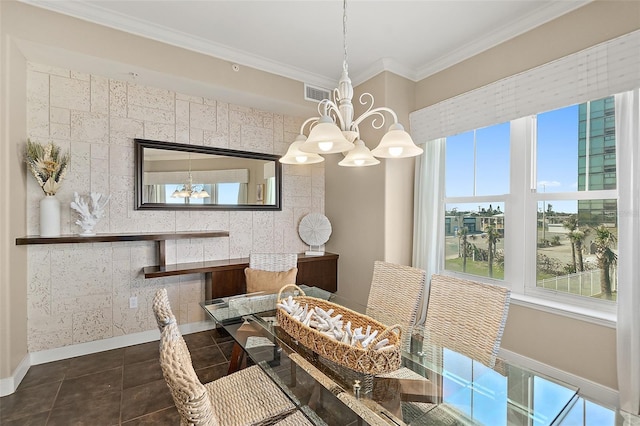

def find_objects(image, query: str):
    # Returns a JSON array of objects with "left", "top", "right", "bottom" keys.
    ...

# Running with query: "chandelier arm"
[
  {"left": 321, "top": 99, "right": 347, "bottom": 130},
  {"left": 352, "top": 106, "right": 399, "bottom": 131},
  {"left": 299, "top": 117, "right": 320, "bottom": 135}
]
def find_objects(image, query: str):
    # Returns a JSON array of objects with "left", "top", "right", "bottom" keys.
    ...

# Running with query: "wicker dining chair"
[
  {"left": 424, "top": 274, "right": 511, "bottom": 368},
  {"left": 249, "top": 253, "right": 298, "bottom": 272},
  {"left": 152, "top": 288, "right": 177, "bottom": 332},
  {"left": 245, "top": 252, "right": 299, "bottom": 294},
  {"left": 366, "top": 261, "right": 426, "bottom": 350},
  {"left": 159, "top": 319, "right": 304, "bottom": 426},
  {"left": 378, "top": 274, "right": 510, "bottom": 423}
]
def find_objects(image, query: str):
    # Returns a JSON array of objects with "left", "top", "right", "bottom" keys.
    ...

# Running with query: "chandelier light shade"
[
  {"left": 338, "top": 139, "right": 380, "bottom": 167},
  {"left": 171, "top": 153, "right": 210, "bottom": 199},
  {"left": 302, "top": 115, "right": 354, "bottom": 154},
  {"left": 282, "top": 0, "right": 423, "bottom": 167},
  {"left": 171, "top": 174, "right": 210, "bottom": 199},
  {"left": 279, "top": 135, "right": 325, "bottom": 164},
  {"left": 371, "top": 123, "right": 424, "bottom": 158}
]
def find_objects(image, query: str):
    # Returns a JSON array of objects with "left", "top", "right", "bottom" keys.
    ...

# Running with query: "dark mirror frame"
[{"left": 134, "top": 138, "right": 282, "bottom": 211}]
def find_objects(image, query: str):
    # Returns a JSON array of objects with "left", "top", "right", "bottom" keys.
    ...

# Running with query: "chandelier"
[
  {"left": 171, "top": 155, "right": 210, "bottom": 199},
  {"left": 280, "top": 0, "right": 423, "bottom": 167},
  {"left": 171, "top": 173, "right": 210, "bottom": 199}
]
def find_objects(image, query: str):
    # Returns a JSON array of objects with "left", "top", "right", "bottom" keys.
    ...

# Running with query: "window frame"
[{"left": 442, "top": 110, "right": 618, "bottom": 322}]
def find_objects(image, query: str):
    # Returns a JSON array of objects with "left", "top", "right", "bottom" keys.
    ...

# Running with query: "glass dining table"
[{"left": 200, "top": 286, "right": 580, "bottom": 426}]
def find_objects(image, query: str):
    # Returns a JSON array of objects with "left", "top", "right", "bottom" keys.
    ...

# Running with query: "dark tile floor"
[{"left": 0, "top": 328, "right": 235, "bottom": 425}]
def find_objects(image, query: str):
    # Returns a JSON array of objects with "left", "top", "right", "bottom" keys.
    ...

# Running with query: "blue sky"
[
  {"left": 445, "top": 104, "right": 580, "bottom": 214},
  {"left": 537, "top": 105, "right": 579, "bottom": 193}
]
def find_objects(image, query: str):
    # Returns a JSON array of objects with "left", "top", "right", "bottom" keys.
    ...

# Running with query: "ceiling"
[{"left": 21, "top": 0, "right": 590, "bottom": 90}]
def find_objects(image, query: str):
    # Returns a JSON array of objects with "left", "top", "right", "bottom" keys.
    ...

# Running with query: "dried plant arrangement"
[{"left": 25, "top": 139, "right": 70, "bottom": 196}]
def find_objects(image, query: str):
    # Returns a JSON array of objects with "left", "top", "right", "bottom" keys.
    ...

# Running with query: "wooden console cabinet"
[{"left": 144, "top": 252, "right": 338, "bottom": 299}]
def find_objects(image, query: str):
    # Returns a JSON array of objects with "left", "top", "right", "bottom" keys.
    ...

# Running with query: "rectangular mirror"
[{"left": 134, "top": 139, "right": 282, "bottom": 211}]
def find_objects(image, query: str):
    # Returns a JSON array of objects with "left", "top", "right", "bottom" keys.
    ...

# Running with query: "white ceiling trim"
[
  {"left": 415, "top": 0, "right": 592, "bottom": 80},
  {"left": 20, "top": 0, "right": 337, "bottom": 88},
  {"left": 352, "top": 57, "right": 419, "bottom": 87},
  {"left": 20, "top": 0, "right": 592, "bottom": 88}
]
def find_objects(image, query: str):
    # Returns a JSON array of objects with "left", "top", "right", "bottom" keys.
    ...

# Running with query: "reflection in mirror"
[{"left": 135, "top": 139, "right": 281, "bottom": 210}]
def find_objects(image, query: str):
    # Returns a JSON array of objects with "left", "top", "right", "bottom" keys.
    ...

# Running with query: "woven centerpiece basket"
[{"left": 276, "top": 284, "right": 402, "bottom": 375}]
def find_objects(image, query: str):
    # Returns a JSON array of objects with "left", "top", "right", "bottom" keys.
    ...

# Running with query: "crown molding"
[
  {"left": 18, "top": 0, "right": 337, "bottom": 89},
  {"left": 415, "top": 0, "right": 592, "bottom": 81},
  {"left": 19, "top": 0, "right": 591, "bottom": 87},
  {"left": 352, "top": 57, "right": 418, "bottom": 87}
]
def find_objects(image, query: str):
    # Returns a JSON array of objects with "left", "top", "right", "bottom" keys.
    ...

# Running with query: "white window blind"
[{"left": 410, "top": 30, "right": 640, "bottom": 141}]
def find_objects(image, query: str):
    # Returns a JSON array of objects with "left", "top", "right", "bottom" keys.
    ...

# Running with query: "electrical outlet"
[{"left": 129, "top": 296, "right": 138, "bottom": 309}]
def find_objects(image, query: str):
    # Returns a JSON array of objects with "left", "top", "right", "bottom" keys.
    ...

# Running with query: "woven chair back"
[
  {"left": 249, "top": 253, "right": 298, "bottom": 272},
  {"left": 425, "top": 274, "right": 511, "bottom": 368},
  {"left": 152, "top": 288, "right": 176, "bottom": 332},
  {"left": 159, "top": 322, "right": 217, "bottom": 426},
  {"left": 366, "top": 261, "right": 426, "bottom": 351}
]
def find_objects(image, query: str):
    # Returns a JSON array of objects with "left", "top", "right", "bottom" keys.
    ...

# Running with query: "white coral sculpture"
[{"left": 70, "top": 192, "right": 111, "bottom": 236}]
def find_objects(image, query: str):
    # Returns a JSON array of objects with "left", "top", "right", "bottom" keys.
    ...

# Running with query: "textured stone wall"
[{"left": 25, "top": 63, "right": 324, "bottom": 352}]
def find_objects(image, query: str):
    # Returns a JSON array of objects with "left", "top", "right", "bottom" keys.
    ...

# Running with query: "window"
[
  {"left": 443, "top": 97, "right": 618, "bottom": 308},
  {"left": 217, "top": 183, "right": 242, "bottom": 204},
  {"left": 444, "top": 123, "right": 509, "bottom": 280},
  {"left": 534, "top": 98, "right": 617, "bottom": 302}
]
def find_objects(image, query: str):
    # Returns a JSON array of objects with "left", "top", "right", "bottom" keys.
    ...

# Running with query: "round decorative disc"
[{"left": 298, "top": 213, "right": 332, "bottom": 246}]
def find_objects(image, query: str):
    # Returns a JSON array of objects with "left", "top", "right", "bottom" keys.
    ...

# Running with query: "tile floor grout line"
[
  {"left": 43, "top": 380, "right": 63, "bottom": 425},
  {"left": 119, "top": 352, "right": 125, "bottom": 426}
]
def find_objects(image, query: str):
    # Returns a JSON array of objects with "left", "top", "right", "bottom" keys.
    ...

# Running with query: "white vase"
[{"left": 40, "top": 194, "right": 61, "bottom": 237}]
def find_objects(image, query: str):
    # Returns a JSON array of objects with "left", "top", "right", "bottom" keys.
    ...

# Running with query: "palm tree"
[
  {"left": 592, "top": 225, "right": 617, "bottom": 299},
  {"left": 483, "top": 224, "right": 501, "bottom": 278},
  {"left": 457, "top": 226, "right": 469, "bottom": 272},
  {"left": 569, "top": 228, "right": 589, "bottom": 272},
  {"left": 563, "top": 215, "right": 579, "bottom": 273},
  {"left": 567, "top": 229, "right": 588, "bottom": 272}
]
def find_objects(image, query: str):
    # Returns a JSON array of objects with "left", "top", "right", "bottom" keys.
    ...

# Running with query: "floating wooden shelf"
[
  {"left": 16, "top": 230, "right": 229, "bottom": 266},
  {"left": 15, "top": 231, "right": 229, "bottom": 245}
]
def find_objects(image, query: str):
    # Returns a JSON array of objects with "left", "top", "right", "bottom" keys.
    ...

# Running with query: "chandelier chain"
[
  {"left": 279, "top": 0, "right": 423, "bottom": 165},
  {"left": 343, "top": 0, "right": 348, "bottom": 72}
]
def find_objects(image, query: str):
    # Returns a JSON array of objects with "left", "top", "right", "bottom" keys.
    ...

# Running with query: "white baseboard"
[
  {"left": 0, "top": 320, "right": 216, "bottom": 396},
  {"left": 498, "top": 348, "right": 619, "bottom": 408},
  {"left": 0, "top": 354, "right": 30, "bottom": 397}
]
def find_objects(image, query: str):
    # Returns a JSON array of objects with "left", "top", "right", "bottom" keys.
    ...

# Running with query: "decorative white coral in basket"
[
  {"left": 277, "top": 296, "right": 394, "bottom": 351},
  {"left": 70, "top": 192, "right": 110, "bottom": 236}
]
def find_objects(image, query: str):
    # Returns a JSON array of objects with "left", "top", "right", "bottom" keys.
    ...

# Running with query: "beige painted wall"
[
  {"left": 416, "top": 0, "right": 640, "bottom": 108},
  {"left": 325, "top": 71, "right": 417, "bottom": 305},
  {"left": 380, "top": 72, "right": 417, "bottom": 265},
  {"left": 324, "top": 149, "right": 385, "bottom": 305},
  {"left": 412, "top": 0, "right": 639, "bottom": 391},
  {"left": 0, "top": 34, "right": 29, "bottom": 379},
  {"left": 502, "top": 305, "right": 618, "bottom": 389}
]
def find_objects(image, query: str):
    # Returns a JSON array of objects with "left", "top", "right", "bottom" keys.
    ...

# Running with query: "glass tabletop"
[{"left": 201, "top": 287, "right": 580, "bottom": 425}]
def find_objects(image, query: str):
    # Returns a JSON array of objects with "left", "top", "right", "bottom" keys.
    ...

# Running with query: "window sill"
[{"left": 510, "top": 292, "right": 616, "bottom": 328}]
